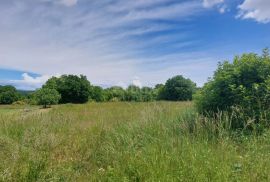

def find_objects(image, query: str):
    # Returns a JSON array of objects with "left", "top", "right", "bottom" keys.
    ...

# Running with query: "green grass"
[{"left": 0, "top": 102, "right": 270, "bottom": 181}]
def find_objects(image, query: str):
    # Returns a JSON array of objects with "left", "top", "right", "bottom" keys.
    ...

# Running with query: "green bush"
[
  {"left": 12, "top": 100, "right": 27, "bottom": 106},
  {"left": 35, "top": 88, "right": 61, "bottom": 108},
  {"left": 0, "top": 85, "right": 20, "bottom": 104},
  {"left": 195, "top": 49, "right": 270, "bottom": 129}
]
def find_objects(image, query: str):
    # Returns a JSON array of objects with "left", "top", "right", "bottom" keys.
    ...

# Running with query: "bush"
[
  {"left": 35, "top": 88, "right": 61, "bottom": 108},
  {"left": 12, "top": 100, "right": 27, "bottom": 106},
  {"left": 160, "top": 75, "right": 196, "bottom": 101},
  {"left": 195, "top": 49, "right": 270, "bottom": 129}
]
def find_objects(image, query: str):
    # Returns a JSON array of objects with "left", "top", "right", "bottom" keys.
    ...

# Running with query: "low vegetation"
[{"left": 1, "top": 102, "right": 270, "bottom": 181}]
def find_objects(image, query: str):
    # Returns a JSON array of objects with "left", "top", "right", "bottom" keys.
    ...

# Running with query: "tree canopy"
[
  {"left": 160, "top": 75, "right": 196, "bottom": 101},
  {"left": 0, "top": 85, "right": 20, "bottom": 104},
  {"left": 195, "top": 49, "right": 270, "bottom": 128},
  {"left": 35, "top": 88, "right": 61, "bottom": 108},
  {"left": 44, "top": 75, "right": 91, "bottom": 104}
]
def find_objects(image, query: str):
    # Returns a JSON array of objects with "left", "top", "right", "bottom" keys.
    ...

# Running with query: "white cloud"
[
  {"left": 1, "top": 73, "right": 51, "bottom": 90},
  {"left": 219, "top": 5, "right": 227, "bottom": 14},
  {"left": 237, "top": 0, "right": 270, "bottom": 23},
  {"left": 202, "top": 0, "right": 224, "bottom": 8}
]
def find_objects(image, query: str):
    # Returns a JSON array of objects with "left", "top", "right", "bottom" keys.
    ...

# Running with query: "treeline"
[
  {"left": 0, "top": 75, "right": 196, "bottom": 107},
  {"left": 3, "top": 48, "right": 270, "bottom": 131}
]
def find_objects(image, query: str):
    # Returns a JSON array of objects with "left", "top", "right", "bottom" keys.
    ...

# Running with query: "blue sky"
[{"left": 0, "top": 0, "right": 270, "bottom": 90}]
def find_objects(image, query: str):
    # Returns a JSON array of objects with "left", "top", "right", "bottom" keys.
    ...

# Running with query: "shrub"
[
  {"left": 195, "top": 49, "right": 270, "bottom": 129},
  {"left": 12, "top": 100, "right": 27, "bottom": 106},
  {"left": 35, "top": 88, "right": 61, "bottom": 108}
]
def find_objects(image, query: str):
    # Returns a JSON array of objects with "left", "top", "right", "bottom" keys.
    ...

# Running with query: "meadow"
[{"left": 0, "top": 102, "right": 270, "bottom": 181}]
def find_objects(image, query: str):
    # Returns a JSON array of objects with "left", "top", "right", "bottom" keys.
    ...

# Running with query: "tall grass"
[{"left": 0, "top": 102, "right": 270, "bottom": 181}]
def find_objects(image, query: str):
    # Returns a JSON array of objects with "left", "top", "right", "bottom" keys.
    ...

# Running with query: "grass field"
[{"left": 1, "top": 102, "right": 270, "bottom": 181}]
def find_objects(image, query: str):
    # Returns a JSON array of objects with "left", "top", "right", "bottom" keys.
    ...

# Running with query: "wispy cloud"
[
  {"left": 1, "top": 0, "right": 265, "bottom": 89},
  {"left": 0, "top": 0, "right": 210, "bottom": 88},
  {"left": 202, "top": 0, "right": 224, "bottom": 8}
]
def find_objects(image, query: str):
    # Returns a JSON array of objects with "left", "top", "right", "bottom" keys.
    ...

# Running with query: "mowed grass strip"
[{"left": 0, "top": 102, "right": 270, "bottom": 181}]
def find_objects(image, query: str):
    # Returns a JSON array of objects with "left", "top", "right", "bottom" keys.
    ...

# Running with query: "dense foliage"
[
  {"left": 89, "top": 86, "right": 106, "bottom": 102},
  {"left": 104, "top": 86, "right": 125, "bottom": 101},
  {"left": 0, "top": 74, "right": 198, "bottom": 105},
  {"left": 0, "top": 85, "right": 20, "bottom": 104},
  {"left": 195, "top": 49, "right": 270, "bottom": 128},
  {"left": 160, "top": 75, "right": 196, "bottom": 101},
  {"left": 35, "top": 88, "right": 61, "bottom": 108},
  {"left": 44, "top": 75, "right": 91, "bottom": 104}
]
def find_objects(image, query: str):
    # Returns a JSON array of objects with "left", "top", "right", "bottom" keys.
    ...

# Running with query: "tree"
[
  {"left": 44, "top": 75, "right": 91, "bottom": 104},
  {"left": 35, "top": 88, "right": 61, "bottom": 108},
  {"left": 161, "top": 75, "right": 196, "bottom": 101},
  {"left": 104, "top": 86, "right": 125, "bottom": 101},
  {"left": 124, "top": 85, "right": 142, "bottom": 102},
  {"left": 154, "top": 84, "right": 165, "bottom": 100},
  {"left": 42, "top": 76, "right": 58, "bottom": 90},
  {"left": 0, "top": 85, "right": 20, "bottom": 104},
  {"left": 141, "top": 87, "right": 155, "bottom": 102},
  {"left": 195, "top": 49, "right": 270, "bottom": 129},
  {"left": 89, "top": 86, "right": 106, "bottom": 102}
]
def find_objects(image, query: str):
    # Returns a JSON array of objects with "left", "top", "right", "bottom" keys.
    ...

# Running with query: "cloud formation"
[
  {"left": 237, "top": 0, "right": 270, "bottom": 23},
  {"left": 1, "top": 0, "right": 268, "bottom": 89},
  {"left": 0, "top": 73, "right": 50, "bottom": 90},
  {"left": 202, "top": 0, "right": 224, "bottom": 8},
  {"left": 0, "top": 0, "right": 210, "bottom": 88}
]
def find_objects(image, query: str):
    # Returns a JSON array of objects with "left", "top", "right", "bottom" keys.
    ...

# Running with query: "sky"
[{"left": 0, "top": 0, "right": 270, "bottom": 90}]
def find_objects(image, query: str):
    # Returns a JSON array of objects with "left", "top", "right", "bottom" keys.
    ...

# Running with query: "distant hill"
[{"left": 17, "top": 90, "right": 34, "bottom": 96}]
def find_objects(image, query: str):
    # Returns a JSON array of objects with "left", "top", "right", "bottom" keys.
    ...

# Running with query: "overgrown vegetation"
[
  {"left": 196, "top": 48, "right": 270, "bottom": 129},
  {"left": 1, "top": 102, "right": 270, "bottom": 181}
]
